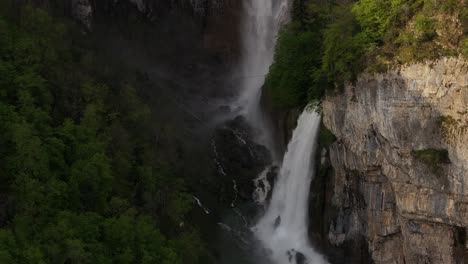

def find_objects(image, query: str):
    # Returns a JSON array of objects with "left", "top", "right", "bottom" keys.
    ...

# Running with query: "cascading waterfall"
[
  {"left": 237, "top": 0, "right": 289, "bottom": 154},
  {"left": 254, "top": 109, "right": 327, "bottom": 264},
  {"left": 235, "top": 0, "right": 326, "bottom": 263}
]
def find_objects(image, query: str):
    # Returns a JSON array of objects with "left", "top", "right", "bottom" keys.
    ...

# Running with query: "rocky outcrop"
[
  {"left": 72, "top": 0, "right": 92, "bottom": 29},
  {"left": 67, "top": 0, "right": 241, "bottom": 60},
  {"left": 316, "top": 57, "right": 468, "bottom": 263},
  {"left": 11, "top": 0, "right": 240, "bottom": 63},
  {"left": 71, "top": 0, "right": 229, "bottom": 25},
  {"left": 212, "top": 116, "right": 272, "bottom": 206}
]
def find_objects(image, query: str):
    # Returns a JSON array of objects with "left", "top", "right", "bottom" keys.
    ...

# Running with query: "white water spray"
[
  {"left": 254, "top": 109, "right": 327, "bottom": 264},
  {"left": 236, "top": 0, "right": 290, "bottom": 153},
  {"left": 236, "top": 1, "right": 326, "bottom": 263}
]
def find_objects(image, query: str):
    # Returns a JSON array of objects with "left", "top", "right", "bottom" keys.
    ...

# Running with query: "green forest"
[
  {"left": 0, "top": 0, "right": 466, "bottom": 263},
  {"left": 266, "top": 0, "right": 468, "bottom": 109},
  {"left": 0, "top": 5, "right": 210, "bottom": 264}
]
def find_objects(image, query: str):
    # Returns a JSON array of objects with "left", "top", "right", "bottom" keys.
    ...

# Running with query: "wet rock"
[
  {"left": 274, "top": 216, "right": 281, "bottom": 229},
  {"left": 266, "top": 166, "right": 278, "bottom": 186},
  {"left": 286, "top": 249, "right": 294, "bottom": 262},
  {"left": 128, "top": 0, "right": 146, "bottom": 13},
  {"left": 213, "top": 116, "right": 272, "bottom": 205},
  {"left": 252, "top": 165, "right": 278, "bottom": 204},
  {"left": 285, "top": 249, "right": 307, "bottom": 264},
  {"left": 218, "top": 105, "right": 231, "bottom": 114},
  {"left": 295, "top": 251, "right": 306, "bottom": 264}
]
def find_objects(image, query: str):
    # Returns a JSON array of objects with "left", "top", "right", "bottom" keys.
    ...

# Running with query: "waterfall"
[
  {"left": 254, "top": 109, "right": 327, "bottom": 264},
  {"left": 236, "top": 0, "right": 289, "bottom": 155},
  {"left": 235, "top": 1, "right": 327, "bottom": 263}
]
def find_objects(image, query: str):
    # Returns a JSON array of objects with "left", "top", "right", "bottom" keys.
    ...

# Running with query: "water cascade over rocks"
[
  {"left": 230, "top": 1, "right": 327, "bottom": 263},
  {"left": 254, "top": 110, "right": 327, "bottom": 264},
  {"left": 236, "top": 0, "right": 289, "bottom": 153}
]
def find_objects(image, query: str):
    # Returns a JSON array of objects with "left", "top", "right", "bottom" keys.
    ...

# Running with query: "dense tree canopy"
[{"left": 0, "top": 5, "right": 210, "bottom": 263}]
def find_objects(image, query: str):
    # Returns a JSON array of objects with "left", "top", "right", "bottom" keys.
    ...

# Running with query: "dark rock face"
[
  {"left": 295, "top": 251, "right": 306, "bottom": 264},
  {"left": 286, "top": 249, "right": 307, "bottom": 264},
  {"left": 14, "top": 0, "right": 242, "bottom": 64},
  {"left": 79, "top": 0, "right": 242, "bottom": 62},
  {"left": 212, "top": 116, "right": 272, "bottom": 206},
  {"left": 274, "top": 215, "right": 281, "bottom": 229},
  {"left": 308, "top": 155, "right": 375, "bottom": 264},
  {"left": 94, "top": 0, "right": 242, "bottom": 58},
  {"left": 265, "top": 166, "right": 278, "bottom": 200}
]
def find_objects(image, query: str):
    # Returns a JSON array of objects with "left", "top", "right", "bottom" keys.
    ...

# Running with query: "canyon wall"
[
  {"left": 70, "top": 0, "right": 241, "bottom": 59},
  {"left": 314, "top": 57, "right": 468, "bottom": 263}
]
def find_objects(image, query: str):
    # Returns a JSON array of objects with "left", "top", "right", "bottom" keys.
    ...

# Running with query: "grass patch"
[
  {"left": 412, "top": 148, "right": 450, "bottom": 174},
  {"left": 438, "top": 115, "right": 468, "bottom": 142},
  {"left": 437, "top": 116, "right": 458, "bottom": 139},
  {"left": 415, "top": 15, "right": 437, "bottom": 41},
  {"left": 462, "top": 37, "right": 468, "bottom": 58}
]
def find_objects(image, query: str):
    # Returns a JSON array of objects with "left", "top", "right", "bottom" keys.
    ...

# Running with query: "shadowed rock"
[
  {"left": 295, "top": 251, "right": 307, "bottom": 264},
  {"left": 213, "top": 116, "right": 272, "bottom": 205},
  {"left": 274, "top": 216, "right": 281, "bottom": 229}
]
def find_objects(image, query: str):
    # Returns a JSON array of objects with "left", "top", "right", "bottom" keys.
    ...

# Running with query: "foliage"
[
  {"left": 412, "top": 149, "right": 450, "bottom": 164},
  {"left": 0, "top": 6, "right": 209, "bottom": 263},
  {"left": 438, "top": 115, "right": 468, "bottom": 142},
  {"left": 412, "top": 148, "right": 451, "bottom": 174},
  {"left": 318, "top": 123, "right": 337, "bottom": 150},
  {"left": 462, "top": 5, "right": 468, "bottom": 33},
  {"left": 265, "top": 24, "right": 323, "bottom": 108},
  {"left": 321, "top": 5, "right": 370, "bottom": 86},
  {"left": 414, "top": 15, "right": 436, "bottom": 41},
  {"left": 438, "top": 115, "right": 459, "bottom": 128},
  {"left": 266, "top": 0, "right": 466, "bottom": 109},
  {"left": 352, "top": 0, "right": 404, "bottom": 41},
  {"left": 462, "top": 37, "right": 468, "bottom": 58}
]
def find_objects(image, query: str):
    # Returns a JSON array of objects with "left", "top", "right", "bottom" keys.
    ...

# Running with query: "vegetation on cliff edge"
[
  {"left": 266, "top": 0, "right": 467, "bottom": 109},
  {"left": 412, "top": 148, "right": 451, "bottom": 174}
]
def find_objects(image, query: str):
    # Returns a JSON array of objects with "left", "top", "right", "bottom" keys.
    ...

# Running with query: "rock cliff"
[
  {"left": 17, "top": 0, "right": 241, "bottom": 61},
  {"left": 314, "top": 57, "right": 468, "bottom": 263},
  {"left": 69, "top": 0, "right": 241, "bottom": 59}
]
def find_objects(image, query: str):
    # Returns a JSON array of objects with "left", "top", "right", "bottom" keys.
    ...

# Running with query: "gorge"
[
  {"left": 254, "top": 110, "right": 326, "bottom": 264},
  {"left": 0, "top": 0, "right": 466, "bottom": 264}
]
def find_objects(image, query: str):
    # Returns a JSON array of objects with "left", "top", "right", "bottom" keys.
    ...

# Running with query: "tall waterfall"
[
  {"left": 236, "top": 1, "right": 327, "bottom": 263},
  {"left": 255, "top": 110, "right": 327, "bottom": 264},
  {"left": 237, "top": 0, "right": 289, "bottom": 154}
]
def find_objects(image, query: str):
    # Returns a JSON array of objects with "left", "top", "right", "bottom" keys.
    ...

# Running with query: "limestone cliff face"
[{"left": 318, "top": 57, "right": 468, "bottom": 263}]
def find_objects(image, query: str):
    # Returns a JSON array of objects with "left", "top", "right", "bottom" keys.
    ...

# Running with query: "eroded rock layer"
[{"left": 319, "top": 57, "right": 468, "bottom": 263}]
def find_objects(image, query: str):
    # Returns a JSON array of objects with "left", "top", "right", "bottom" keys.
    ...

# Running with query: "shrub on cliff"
[
  {"left": 266, "top": 0, "right": 466, "bottom": 110},
  {"left": 462, "top": 38, "right": 468, "bottom": 58},
  {"left": 414, "top": 15, "right": 437, "bottom": 41},
  {"left": 321, "top": 5, "right": 370, "bottom": 86},
  {"left": 265, "top": 24, "right": 323, "bottom": 109},
  {"left": 352, "top": 0, "right": 404, "bottom": 41},
  {"left": 412, "top": 148, "right": 451, "bottom": 174}
]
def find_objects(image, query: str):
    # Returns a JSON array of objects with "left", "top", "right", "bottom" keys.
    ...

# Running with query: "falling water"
[
  {"left": 254, "top": 109, "right": 327, "bottom": 264},
  {"left": 236, "top": 0, "right": 290, "bottom": 154},
  {"left": 235, "top": 1, "right": 327, "bottom": 263}
]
